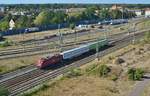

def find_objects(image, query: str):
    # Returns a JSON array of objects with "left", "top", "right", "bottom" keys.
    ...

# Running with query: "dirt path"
[{"left": 129, "top": 74, "right": 150, "bottom": 96}]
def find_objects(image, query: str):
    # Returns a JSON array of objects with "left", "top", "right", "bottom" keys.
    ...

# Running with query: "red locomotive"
[{"left": 36, "top": 54, "right": 63, "bottom": 69}]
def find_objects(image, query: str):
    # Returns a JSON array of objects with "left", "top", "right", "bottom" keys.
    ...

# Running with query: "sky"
[{"left": 0, "top": 0, "right": 150, "bottom": 4}]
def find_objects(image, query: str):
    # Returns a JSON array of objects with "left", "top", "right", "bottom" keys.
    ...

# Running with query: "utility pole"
[
  {"left": 74, "top": 28, "right": 77, "bottom": 46},
  {"left": 34, "top": 32, "right": 36, "bottom": 47},
  {"left": 58, "top": 24, "right": 63, "bottom": 52},
  {"left": 122, "top": 5, "right": 124, "bottom": 20},
  {"left": 132, "top": 23, "right": 136, "bottom": 44},
  {"left": 96, "top": 38, "right": 99, "bottom": 61},
  {"left": 23, "top": 29, "right": 27, "bottom": 53}
]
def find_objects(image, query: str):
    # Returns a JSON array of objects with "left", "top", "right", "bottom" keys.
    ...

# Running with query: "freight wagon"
[{"left": 36, "top": 38, "right": 108, "bottom": 69}]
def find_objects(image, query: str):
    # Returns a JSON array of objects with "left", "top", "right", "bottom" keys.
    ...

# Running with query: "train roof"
[
  {"left": 41, "top": 54, "right": 60, "bottom": 59},
  {"left": 61, "top": 45, "right": 88, "bottom": 54}
]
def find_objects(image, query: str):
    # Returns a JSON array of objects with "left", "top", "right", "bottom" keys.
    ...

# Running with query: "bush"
[
  {"left": 85, "top": 64, "right": 98, "bottom": 74},
  {"left": 127, "top": 68, "right": 144, "bottom": 80},
  {"left": 144, "top": 31, "right": 150, "bottom": 43},
  {"left": 98, "top": 64, "right": 110, "bottom": 77},
  {"left": 0, "top": 40, "right": 13, "bottom": 47},
  {"left": 66, "top": 68, "right": 82, "bottom": 78},
  {"left": 0, "top": 86, "right": 9, "bottom": 96},
  {"left": 110, "top": 75, "right": 118, "bottom": 81}
]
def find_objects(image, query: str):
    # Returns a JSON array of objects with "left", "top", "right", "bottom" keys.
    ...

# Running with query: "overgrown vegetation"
[
  {"left": 66, "top": 68, "right": 82, "bottom": 78},
  {"left": 85, "top": 64, "right": 111, "bottom": 77},
  {"left": 127, "top": 68, "right": 145, "bottom": 80},
  {"left": 144, "top": 31, "right": 150, "bottom": 43},
  {"left": 98, "top": 64, "right": 111, "bottom": 77},
  {"left": 0, "top": 86, "right": 9, "bottom": 96},
  {"left": 22, "top": 84, "right": 50, "bottom": 96},
  {"left": 0, "top": 40, "right": 13, "bottom": 47}
]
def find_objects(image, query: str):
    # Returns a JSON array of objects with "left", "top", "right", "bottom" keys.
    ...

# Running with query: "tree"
[
  {"left": 34, "top": 11, "right": 67, "bottom": 25},
  {"left": 3, "top": 14, "right": 12, "bottom": 21},
  {"left": 79, "top": 7, "right": 98, "bottom": 20},
  {"left": 16, "top": 16, "right": 29, "bottom": 28},
  {"left": 0, "top": 21, "right": 9, "bottom": 31},
  {"left": 51, "top": 11, "right": 67, "bottom": 24},
  {"left": 98, "top": 9, "right": 110, "bottom": 20},
  {"left": 34, "top": 11, "right": 54, "bottom": 25},
  {"left": 110, "top": 9, "right": 122, "bottom": 19}
]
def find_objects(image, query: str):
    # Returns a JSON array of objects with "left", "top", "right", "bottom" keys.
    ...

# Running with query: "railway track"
[
  {"left": 0, "top": 32, "right": 123, "bottom": 60},
  {"left": 0, "top": 30, "right": 145, "bottom": 96},
  {"left": 0, "top": 18, "right": 142, "bottom": 59},
  {"left": 0, "top": 26, "right": 149, "bottom": 60}
]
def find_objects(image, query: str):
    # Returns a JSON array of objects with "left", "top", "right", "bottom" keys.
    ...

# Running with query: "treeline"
[
  {"left": 4, "top": 4, "right": 150, "bottom": 11},
  {"left": 0, "top": 6, "right": 136, "bottom": 31},
  {"left": 5, "top": 4, "right": 111, "bottom": 10}
]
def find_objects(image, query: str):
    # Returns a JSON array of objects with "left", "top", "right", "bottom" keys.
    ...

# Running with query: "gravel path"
[{"left": 129, "top": 74, "right": 150, "bottom": 96}]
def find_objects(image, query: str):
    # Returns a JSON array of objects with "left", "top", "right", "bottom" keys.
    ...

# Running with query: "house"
[{"left": 9, "top": 19, "right": 15, "bottom": 30}]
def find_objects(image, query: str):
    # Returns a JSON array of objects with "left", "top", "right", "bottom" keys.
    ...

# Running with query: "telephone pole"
[
  {"left": 58, "top": 24, "right": 63, "bottom": 52},
  {"left": 96, "top": 38, "right": 99, "bottom": 61},
  {"left": 132, "top": 23, "right": 136, "bottom": 44}
]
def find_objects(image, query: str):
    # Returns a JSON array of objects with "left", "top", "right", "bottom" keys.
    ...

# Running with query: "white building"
[
  {"left": 135, "top": 10, "right": 142, "bottom": 17},
  {"left": 9, "top": 19, "right": 15, "bottom": 30},
  {"left": 145, "top": 9, "right": 150, "bottom": 18},
  {"left": 0, "top": 7, "right": 5, "bottom": 13}
]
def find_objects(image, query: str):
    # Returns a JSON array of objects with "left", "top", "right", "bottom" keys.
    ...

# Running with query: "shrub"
[
  {"left": 144, "top": 31, "right": 150, "bottom": 43},
  {"left": 98, "top": 64, "right": 110, "bottom": 77},
  {"left": 0, "top": 40, "right": 13, "bottom": 47},
  {"left": 127, "top": 68, "right": 144, "bottom": 80},
  {"left": 85, "top": 64, "right": 98, "bottom": 74},
  {"left": 66, "top": 68, "right": 82, "bottom": 78},
  {"left": 135, "top": 68, "right": 145, "bottom": 80},
  {"left": 110, "top": 75, "right": 118, "bottom": 81}
]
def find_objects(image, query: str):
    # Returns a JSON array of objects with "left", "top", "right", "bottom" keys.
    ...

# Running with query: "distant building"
[
  {"left": 134, "top": 10, "right": 143, "bottom": 17},
  {"left": 9, "top": 19, "right": 15, "bottom": 30},
  {"left": 127, "top": 9, "right": 144, "bottom": 17},
  {"left": 145, "top": 9, "right": 150, "bottom": 17},
  {"left": 66, "top": 8, "right": 86, "bottom": 13},
  {"left": 0, "top": 6, "right": 5, "bottom": 13},
  {"left": 9, "top": 11, "right": 27, "bottom": 16},
  {"left": 110, "top": 4, "right": 123, "bottom": 10}
]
